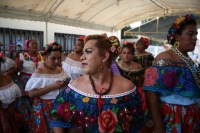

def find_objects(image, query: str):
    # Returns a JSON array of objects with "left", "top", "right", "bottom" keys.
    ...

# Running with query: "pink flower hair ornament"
[{"left": 0, "top": 52, "right": 5, "bottom": 63}]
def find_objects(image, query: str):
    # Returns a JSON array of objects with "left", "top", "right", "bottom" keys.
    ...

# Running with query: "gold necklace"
[
  {"left": 171, "top": 47, "right": 200, "bottom": 88},
  {"left": 121, "top": 61, "right": 133, "bottom": 77}
]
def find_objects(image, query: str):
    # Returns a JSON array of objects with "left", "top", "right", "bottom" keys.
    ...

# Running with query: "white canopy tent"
[{"left": 0, "top": 0, "right": 200, "bottom": 32}]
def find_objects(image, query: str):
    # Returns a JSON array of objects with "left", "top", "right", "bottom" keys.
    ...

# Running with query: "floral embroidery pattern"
[
  {"left": 98, "top": 109, "right": 118, "bottom": 133},
  {"left": 110, "top": 98, "right": 118, "bottom": 104},
  {"left": 163, "top": 70, "right": 178, "bottom": 88},
  {"left": 144, "top": 67, "right": 158, "bottom": 86},
  {"left": 57, "top": 102, "right": 71, "bottom": 121},
  {"left": 82, "top": 97, "right": 90, "bottom": 103}
]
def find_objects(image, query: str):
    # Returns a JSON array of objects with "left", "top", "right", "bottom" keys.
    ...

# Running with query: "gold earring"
[
  {"left": 174, "top": 42, "right": 179, "bottom": 48},
  {"left": 97, "top": 62, "right": 104, "bottom": 72}
]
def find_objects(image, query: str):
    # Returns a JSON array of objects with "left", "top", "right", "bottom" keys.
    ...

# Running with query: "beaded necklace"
[
  {"left": 89, "top": 71, "right": 113, "bottom": 114},
  {"left": 121, "top": 61, "right": 133, "bottom": 77},
  {"left": 89, "top": 71, "right": 113, "bottom": 95},
  {"left": 171, "top": 47, "right": 200, "bottom": 88}
]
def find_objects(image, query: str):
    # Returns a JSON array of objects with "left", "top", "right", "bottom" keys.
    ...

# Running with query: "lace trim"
[
  {"left": 116, "top": 61, "right": 143, "bottom": 72},
  {"left": 68, "top": 84, "right": 136, "bottom": 98},
  {"left": 0, "top": 81, "right": 14, "bottom": 90},
  {"left": 31, "top": 70, "right": 66, "bottom": 78},
  {"left": 63, "top": 58, "right": 83, "bottom": 68},
  {"left": 153, "top": 59, "right": 187, "bottom": 67}
]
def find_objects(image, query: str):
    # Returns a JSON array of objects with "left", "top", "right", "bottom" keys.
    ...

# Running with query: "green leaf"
[
  {"left": 115, "top": 124, "right": 123, "bottom": 132},
  {"left": 58, "top": 97, "right": 65, "bottom": 104},
  {"left": 51, "top": 109, "right": 57, "bottom": 115},
  {"left": 70, "top": 104, "right": 75, "bottom": 110},
  {"left": 161, "top": 69, "right": 165, "bottom": 74},
  {"left": 112, "top": 108, "right": 119, "bottom": 114}
]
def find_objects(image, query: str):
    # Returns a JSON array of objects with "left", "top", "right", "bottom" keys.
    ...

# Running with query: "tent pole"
[{"left": 46, "top": 21, "right": 48, "bottom": 44}]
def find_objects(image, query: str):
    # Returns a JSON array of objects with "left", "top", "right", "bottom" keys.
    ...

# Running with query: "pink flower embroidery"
[
  {"left": 163, "top": 70, "right": 178, "bottom": 88},
  {"left": 144, "top": 68, "right": 158, "bottom": 86}
]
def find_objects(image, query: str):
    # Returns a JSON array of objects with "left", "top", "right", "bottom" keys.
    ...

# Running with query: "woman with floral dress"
[
  {"left": 25, "top": 42, "right": 69, "bottom": 133},
  {"left": 51, "top": 35, "right": 144, "bottom": 133},
  {"left": 143, "top": 14, "right": 200, "bottom": 133},
  {"left": 15, "top": 39, "right": 43, "bottom": 132}
]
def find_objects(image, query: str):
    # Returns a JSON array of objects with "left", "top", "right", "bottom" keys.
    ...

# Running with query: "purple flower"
[
  {"left": 163, "top": 70, "right": 178, "bottom": 88},
  {"left": 65, "top": 88, "right": 71, "bottom": 93}
]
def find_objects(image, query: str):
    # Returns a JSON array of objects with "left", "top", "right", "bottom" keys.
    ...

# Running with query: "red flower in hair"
[
  {"left": 78, "top": 36, "right": 85, "bottom": 41},
  {"left": 140, "top": 37, "right": 149, "bottom": 49},
  {"left": 185, "top": 14, "right": 190, "bottom": 19},
  {"left": 124, "top": 41, "right": 128, "bottom": 45}
]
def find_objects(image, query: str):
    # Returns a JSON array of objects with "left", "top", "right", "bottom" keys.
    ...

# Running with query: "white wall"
[{"left": 0, "top": 17, "right": 120, "bottom": 45}]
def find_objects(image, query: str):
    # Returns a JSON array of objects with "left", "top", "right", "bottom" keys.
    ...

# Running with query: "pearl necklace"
[{"left": 171, "top": 47, "right": 200, "bottom": 88}]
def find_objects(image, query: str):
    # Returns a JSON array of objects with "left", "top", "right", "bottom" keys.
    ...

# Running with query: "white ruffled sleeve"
[
  {"left": 25, "top": 71, "right": 69, "bottom": 99},
  {"left": 19, "top": 53, "right": 25, "bottom": 61},
  {"left": 0, "top": 82, "right": 22, "bottom": 109}
]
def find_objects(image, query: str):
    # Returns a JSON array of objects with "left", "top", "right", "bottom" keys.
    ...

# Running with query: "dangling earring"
[
  {"left": 97, "top": 62, "right": 104, "bottom": 72},
  {"left": 174, "top": 41, "right": 179, "bottom": 49}
]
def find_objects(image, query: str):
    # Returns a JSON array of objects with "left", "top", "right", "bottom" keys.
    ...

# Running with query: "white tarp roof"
[{"left": 0, "top": 0, "right": 200, "bottom": 31}]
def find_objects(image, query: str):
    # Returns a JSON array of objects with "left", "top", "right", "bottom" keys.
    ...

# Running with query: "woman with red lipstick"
[
  {"left": 25, "top": 42, "right": 69, "bottom": 133},
  {"left": 51, "top": 35, "right": 145, "bottom": 133},
  {"left": 143, "top": 14, "right": 200, "bottom": 133},
  {"left": 15, "top": 39, "right": 43, "bottom": 132},
  {"left": 62, "top": 36, "right": 85, "bottom": 81}
]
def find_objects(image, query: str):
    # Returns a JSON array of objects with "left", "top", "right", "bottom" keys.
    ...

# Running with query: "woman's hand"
[{"left": 51, "top": 80, "right": 69, "bottom": 90}]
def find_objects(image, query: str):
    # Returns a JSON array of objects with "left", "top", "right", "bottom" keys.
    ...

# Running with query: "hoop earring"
[
  {"left": 174, "top": 42, "right": 180, "bottom": 49},
  {"left": 97, "top": 62, "right": 104, "bottom": 72}
]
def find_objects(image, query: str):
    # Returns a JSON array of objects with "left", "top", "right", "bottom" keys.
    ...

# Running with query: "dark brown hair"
[{"left": 85, "top": 35, "right": 115, "bottom": 67}]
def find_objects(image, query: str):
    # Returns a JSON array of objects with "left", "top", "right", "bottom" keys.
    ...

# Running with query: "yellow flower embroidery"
[
  {"left": 23, "top": 53, "right": 29, "bottom": 59},
  {"left": 82, "top": 97, "right": 90, "bottom": 103},
  {"left": 110, "top": 98, "right": 118, "bottom": 104}
]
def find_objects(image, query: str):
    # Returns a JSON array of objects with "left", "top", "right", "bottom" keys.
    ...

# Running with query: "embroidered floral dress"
[
  {"left": 51, "top": 84, "right": 144, "bottom": 133},
  {"left": 143, "top": 59, "right": 200, "bottom": 133},
  {"left": 115, "top": 61, "right": 143, "bottom": 87},
  {"left": 15, "top": 52, "right": 43, "bottom": 132},
  {"left": 133, "top": 54, "right": 154, "bottom": 70},
  {"left": 62, "top": 57, "right": 84, "bottom": 81},
  {"left": 25, "top": 70, "right": 69, "bottom": 133},
  {"left": 0, "top": 81, "right": 23, "bottom": 133}
]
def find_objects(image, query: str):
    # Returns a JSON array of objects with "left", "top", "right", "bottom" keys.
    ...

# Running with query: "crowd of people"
[{"left": 0, "top": 14, "right": 199, "bottom": 133}]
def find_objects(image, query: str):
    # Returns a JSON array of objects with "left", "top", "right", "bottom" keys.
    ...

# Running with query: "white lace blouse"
[
  {"left": 1, "top": 57, "right": 15, "bottom": 74},
  {"left": 0, "top": 81, "right": 22, "bottom": 109},
  {"left": 25, "top": 70, "right": 69, "bottom": 99},
  {"left": 20, "top": 53, "right": 43, "bottom": 74},
  {"left": 62, "top": 57, "right": 84, "bottom": 81}
]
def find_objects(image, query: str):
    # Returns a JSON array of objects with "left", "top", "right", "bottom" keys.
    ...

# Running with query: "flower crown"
[
  {"left": 40, "top": 43, "right": 62, "bottom": 56},
  {"left": 167, "top": 14, "right": 196, "bottom": 43},
  {"left": 139, "top": 37, "right": 149, "bottom": 49},
  {"left": 108, "top": 36, "right": 121, "bottom": 55},
  {"left": 0, "top": 52, "right": 5, "bottom": 63}
]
